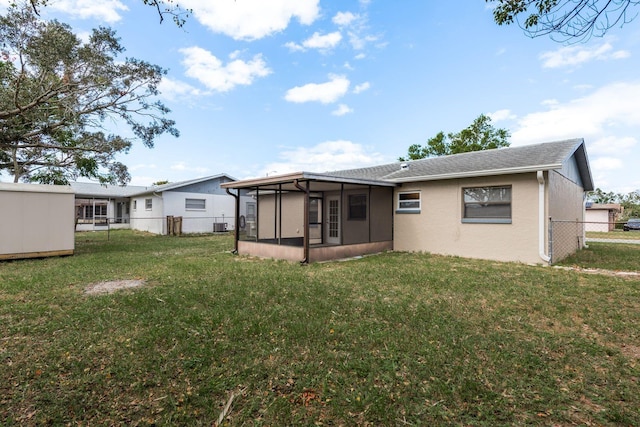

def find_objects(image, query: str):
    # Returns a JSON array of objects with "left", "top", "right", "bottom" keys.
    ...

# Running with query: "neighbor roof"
[
  {"left": 70, "top": 182, "right": 147, "bottom": 198},
  {"left": 129, "top": 173, "right": 236, "bottom": 196},
  {"left": 71, "top": 174, "right": 236, "bottom": 198}
]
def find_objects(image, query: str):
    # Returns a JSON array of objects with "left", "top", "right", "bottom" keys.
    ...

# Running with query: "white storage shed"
[{"left": 0, "top": 183, "right": 75, "bottom": 260}]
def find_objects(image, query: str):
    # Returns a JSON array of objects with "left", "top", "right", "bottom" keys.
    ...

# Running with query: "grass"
[
  {"left": 587, "top": 230, "right": 640, "bottom": 240},
  {"left": 1, "top": 230, "right": 639, "bottom": 426},
  {"left": 565, "top": 238, "right": 640, "bottom": 272}
]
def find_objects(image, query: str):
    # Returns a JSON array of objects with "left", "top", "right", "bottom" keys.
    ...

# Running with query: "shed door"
[{"left": 326, "top": 195, "right": 340, "bottom": 245}]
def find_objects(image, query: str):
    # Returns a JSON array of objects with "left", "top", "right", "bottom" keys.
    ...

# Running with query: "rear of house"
[{"left": 222, "top": 139, "right": 593, "bottom": 265}]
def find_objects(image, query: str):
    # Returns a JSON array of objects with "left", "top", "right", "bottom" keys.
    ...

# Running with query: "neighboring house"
[
  {"left": 71, "top": 174, "right": 251, "bottom": 234},
  {"left": 221, "top": 139, "right": 593, "bottom": 265},
  {"left": 584, "top": 202, "right": 622, "bottom": 232},
  {"left": 0, "top": 182, "right": 75, "bottom": 260},
  {"left": 72, "top": 182, "right": 146, "bottom": 231}
]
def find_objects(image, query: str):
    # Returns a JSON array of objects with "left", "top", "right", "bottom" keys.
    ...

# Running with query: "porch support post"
[
  {"left": 225, "top": 188, "right": 240, "bottom": 254},
  {"left": 278, "top": 184, "right": 283, "bottom": 245},
  {"left": 256, "top": 187, "right": 260, "bottom": 242},
  {"left": 340, "top": 183, "right": 344, "bottom": 245},
  {"left": 368, "top": 186, "right": 372, "bottom": 243},
  {"left": 294, "top": 179, "right": 310, "bottom": 264},
  {"left": 274, "top": 186, "right": 278, "bottom": 244}
]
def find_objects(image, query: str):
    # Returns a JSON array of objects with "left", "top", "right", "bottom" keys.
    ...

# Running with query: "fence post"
[
  {"left": 167, "top": 215, "right": 174, "bottom": 236},
  {"left": 175, "top": 216, "right": 182, "bottom": 236},
  {"left": 548, "top": 218, "right": 553, "bottom": 264}
]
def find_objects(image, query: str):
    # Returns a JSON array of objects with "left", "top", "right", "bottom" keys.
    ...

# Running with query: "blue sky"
[{"left": 2, "top": 0, "right": 640, "bottom": 193}]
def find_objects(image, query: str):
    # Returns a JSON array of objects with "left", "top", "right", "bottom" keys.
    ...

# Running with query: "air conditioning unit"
[{"left": 213, "top": 222, "right": 227, "bottom": 233}]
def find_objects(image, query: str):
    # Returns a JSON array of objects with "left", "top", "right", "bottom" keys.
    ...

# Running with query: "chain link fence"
[
  {"left": 549, "top": 220, "right": 587, "bottom": 264},
  {"left": 76, "top": 215, "right": 236, "bottom": 235}
]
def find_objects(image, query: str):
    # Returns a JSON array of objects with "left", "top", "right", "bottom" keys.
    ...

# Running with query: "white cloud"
[
  {"left": 511, "top": 82, "right": 640, "bottom": 145},
  {"left": 284, "top": 75, "right": 350, "bottom": 104},
  {"left": 44, "top": 0, "right": 128, "bottom": 23},
  {"left": 158, "top": 77, "right": 203, "bottom": 101},
  {"left": 129, "top": 163, "right": 157, "bottom": 172},
  {"left": 286, "top": 31, "right": 342, "bottom": 52},
  {"left": 353, "top": 82, "right": 370, "bottom": 94},
  {"left": 333, "top": 11, "right": 358, "bottom": 26},
  {"left": 304, "top": 31, "right": 343, "bottom": 49},
  {"left": 488, "top": 109, "right": 516, "bottom": 122},
  {"left": 591, "top": 157, "right": 623, "bottom": 171},
  {"left": 540, "top": 41, "right": 630, "bottom": 69},
  {"left": 589, "top": 136, "right": 637, "bottom": 156},
  {"left": 284, "top": 42, "right": 305, "bottom": 52},
  {"left": 171, "top": 162, "right": 209, "bottom": 175},
  {"left": 260, "top": 140, "right": 385, "bottom": 175},
  {"left": 180, "top": 0, "right": 320, "bottom": 41},
  {"left": 348, "top": 31, "right": 380, "bottom": 51},
  {"left": 179, "top": 47, "right": 271, "bottom": 93},
  {"left": 332, "top": 104, "right": 353, "bottom": 116},
  {"left": 510, "top": 82, "right": 640, "bottom": 190}
]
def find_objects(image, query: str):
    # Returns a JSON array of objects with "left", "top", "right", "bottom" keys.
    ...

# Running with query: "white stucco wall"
[
  {"left": 585, "top": 210, "right": 610, "bottom": 232},
  {"left": 130, "top": 194, "right": 164, "bottom": 234},
  {"left": 162, "top": 191, "right": 238, "bottom": 234}
]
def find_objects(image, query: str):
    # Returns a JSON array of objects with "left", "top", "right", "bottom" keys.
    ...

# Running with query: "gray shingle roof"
[
  {"left": 71, "top": 173, "right": 238, "bottom": 198},
  {"left": 329, "top": 138, "right": 592, "bottom": 189}
]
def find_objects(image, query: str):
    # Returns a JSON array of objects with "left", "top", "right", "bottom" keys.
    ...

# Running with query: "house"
[
  {"left": 584, "top": 202, "right": 622, "bottom": 232},
  {"left": 221, "top": 139, "right": 593, "bottom": 265},
  {"left": 71, "top": 174, "right": 251, "bottom": 234},
  {"left": 72, "top": 181, "right": 146, "bottom": 230},
  {"left": 0, "top": 182, "right": 75, "bottom": 260}
]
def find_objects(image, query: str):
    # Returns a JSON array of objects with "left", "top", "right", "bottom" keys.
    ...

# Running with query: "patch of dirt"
[
  {"left": 84, "top": 279, "right": 145, "bottom": 295},
  {"left": 554, "top": 266, "right": 640, "bottom": 278}
]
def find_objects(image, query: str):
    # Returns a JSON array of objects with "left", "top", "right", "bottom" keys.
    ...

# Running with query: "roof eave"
[
  {"left": 390, "top": 164, "right": 564, "bottom": 183},
  {"left": 221, "top": 171, "right": 397, "bottom": 189}
]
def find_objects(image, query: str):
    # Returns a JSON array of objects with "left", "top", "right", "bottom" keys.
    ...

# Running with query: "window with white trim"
[
  {"left": 462, "top": 186, "right": 511, "bottom": 223},
  {"left": 145, "top": 198, "right": 152, "bottom": 210},
  {"left": 397, "top": 191, "right": 421, "bottom": 213},
  {"left": 185, "top": 198, "right": 206, "bottom": 210}
]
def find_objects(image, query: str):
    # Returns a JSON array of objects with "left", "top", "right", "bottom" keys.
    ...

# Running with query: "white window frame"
[
  {"left": 185, "top": 198, "right": 206, "bottom": 210},
  {"left": 145, "top": 198, "right": 153, "bottom": 210},
  {"left": 133, "top": 200, "right": 137, "bottom": 211},
  {"left": 397, "top": 191, "right": 421, "bottom": 214}
]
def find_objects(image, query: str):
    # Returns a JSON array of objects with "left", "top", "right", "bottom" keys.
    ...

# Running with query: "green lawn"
[
  {"left": 1, "top": 230, "right": 639, "bottom": 426},
  {"left": 587, "top": 230, "right": 640, "bottom": 240}
]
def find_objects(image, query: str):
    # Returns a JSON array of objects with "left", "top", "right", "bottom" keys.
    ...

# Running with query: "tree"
[
  {"left": 0, "top": 4, "right": 178, "bottom": 184},
  {"left": 23, "top": 0, "right": 191, "bottom": 27},
  {"left": 399, "top": 114, "right": 510, "bottom": 161},
  {"left": 588, "top": 188, "right": 640, "bottom": 219},
  {"left": 487, "top": 0, "right": 640, "bottom": 41}
]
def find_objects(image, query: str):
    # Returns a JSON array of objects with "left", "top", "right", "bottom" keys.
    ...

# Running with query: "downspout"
[
  {"left": 537, "top": 171, "right": 551, "bottom": 264},
  {"left": 294, "top": 180, "right": 309, "bottom": 264},
  {"left": 225, "top": 188, "right": 240, "bottom": 254}
]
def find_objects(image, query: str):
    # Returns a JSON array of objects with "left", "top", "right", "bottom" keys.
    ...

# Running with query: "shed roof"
[{"left": 0, "top": 182, "right": 74, "bottom": 194}]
